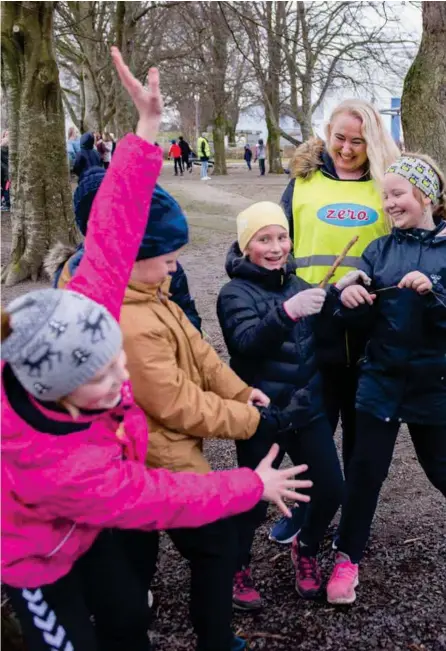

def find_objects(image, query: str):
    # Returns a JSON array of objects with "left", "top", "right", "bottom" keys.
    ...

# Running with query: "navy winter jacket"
[
  {"left": 217, "top": 242, "right": 332, "bottom": 422},
  {"left": 53, "top": 248, "right": 202, "bottom": 334},
  {"left": 73, "top": 133, "right": 102, "bottom": 179},
  {"left": 340, "top": 221, "right": 446, "bottom": 424}
]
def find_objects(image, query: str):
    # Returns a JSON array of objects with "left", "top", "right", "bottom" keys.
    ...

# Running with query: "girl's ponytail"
[{"left": 1, "top": 309, "right": 12, "bottom": 342}]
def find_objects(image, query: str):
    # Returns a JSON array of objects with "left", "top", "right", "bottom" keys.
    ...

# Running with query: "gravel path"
[{"left": 2, "top": 166, "right": 445, "bottom": 651}]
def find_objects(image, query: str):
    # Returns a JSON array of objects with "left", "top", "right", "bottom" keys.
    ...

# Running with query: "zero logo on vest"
[{"left": 317, "top": 203, "right": 379, "bottom": 228}]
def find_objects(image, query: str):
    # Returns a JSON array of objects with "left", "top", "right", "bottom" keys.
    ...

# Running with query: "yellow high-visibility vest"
[{"left": 292, "top": 170, "right": 387, "bottom": 284}]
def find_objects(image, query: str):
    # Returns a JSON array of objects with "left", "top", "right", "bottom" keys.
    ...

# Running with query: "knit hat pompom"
[
  {"left": 1, "top": 289, "right": 122, "bottom": 401},
  {"left": 237, "top": 202, "right": 289, "bottom": 252},
  {"left": 137, "top": 184, "right": 189, "bottom": 260}
]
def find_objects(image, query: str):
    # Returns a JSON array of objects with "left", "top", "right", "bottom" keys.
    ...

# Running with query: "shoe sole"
[
  {"left": 295, "top": 584, "right": 323, "bottom": 600},
  {"left": 327, "top": 577, "right": 359, "bottom": 605},
  {"left": 269, "top": 527, "right": 300, "bottom": 545},
  {"left": 233, "top": 601, "right": 263, "bottom": 612}
]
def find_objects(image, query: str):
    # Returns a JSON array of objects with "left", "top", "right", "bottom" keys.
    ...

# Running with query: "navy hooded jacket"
[
  {"left": 339, "top": 221, "right": 446, "bottom": 424},
  {"left": 217, "top": 242, "right": 338, "bottom": 423},
  {"left": 73, "top": 133, "right": 102, "bottom": 179}
]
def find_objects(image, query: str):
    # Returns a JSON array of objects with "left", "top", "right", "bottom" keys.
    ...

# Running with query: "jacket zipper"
[{"left": 345, "top": 330, "right": 351, "bottom": 367}]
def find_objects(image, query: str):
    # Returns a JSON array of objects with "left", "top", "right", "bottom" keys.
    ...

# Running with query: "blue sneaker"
[
  {"left": 232, "top": 635, "right": 247, "bottom": 650},
  {"left": 269, "top": 506, "right": 303, "bottom": 544}
]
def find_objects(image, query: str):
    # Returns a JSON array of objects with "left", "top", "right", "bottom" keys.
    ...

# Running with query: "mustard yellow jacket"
[{"left": 120, "top": 279, "right": 260, "bottom": 473}]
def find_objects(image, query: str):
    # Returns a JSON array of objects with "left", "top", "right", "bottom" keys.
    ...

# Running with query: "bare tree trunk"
[
  {"left": 1, "top": 1, "right": 77, "bottom": 286},
  {"left": 114, "top": 1, "right": 138, "bottom": 137},
  {"left": 78, "top": 2, "right": 102, "bottom": 133},
  {"left": 265, "top": 2, "right": 284, "bottom": 173},
  {"left": 401, "top": 2, "right": 446, "bottom": 169},
  {"left": 209, "top": 3, "right": 228, "bottom": 175}
]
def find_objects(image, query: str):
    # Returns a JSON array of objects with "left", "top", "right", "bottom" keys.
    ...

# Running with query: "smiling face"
[
  {"left": 130, "top": 248, "right": 184, "bottom": 285},
  {"left": 327, "top": 112, "right": 368, "bottom": 177},
  {"left": 67, "top": 348, "right": 129, "bottom": 410},
  {"left": 382, "top": 173, "right": 431, "bottom": 229},
  {"left": 245, "top": 225, "right": 291, "bottom": 270}
]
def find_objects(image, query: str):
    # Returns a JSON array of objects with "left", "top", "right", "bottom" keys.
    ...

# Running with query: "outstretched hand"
[
  {"left": 255, "top": 444, "right": 312, "bottom": 517},
  {"left": 111, "top": 46, "right": 163, "bottom": 144}
]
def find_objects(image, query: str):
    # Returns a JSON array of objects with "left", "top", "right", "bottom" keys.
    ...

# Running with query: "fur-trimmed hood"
[
  {"left": 289, "top": 137, "right": 325, "bottom": 180},
  {"left": 43, "top": 242, "right": 78, "bottom": 281}
]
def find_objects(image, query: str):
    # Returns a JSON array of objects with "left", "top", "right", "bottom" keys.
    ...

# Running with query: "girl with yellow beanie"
[{"left": 217, "top": 201, "right": 366, "bottom": 608}]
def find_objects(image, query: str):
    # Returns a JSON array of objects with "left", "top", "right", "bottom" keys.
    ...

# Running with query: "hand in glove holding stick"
[
  {"left": 283, "top": 288, "right": 326, "bottom": 320},
  {"left": 335, "top": 269, "right": 372, "bottom": 292}
]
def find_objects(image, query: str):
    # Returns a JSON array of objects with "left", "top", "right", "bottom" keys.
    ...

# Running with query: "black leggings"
[
  {"left": 138, "top": 518, "right": 238, "bottom": 651},
  {"left": 337, "top": 411, "right": 446, "bottom": 562},
  {"left": 174, "top": 157, "right": 183, "bottom": 174},
  {"left": 236, "top": 416, "right": 344, "bottom": 565},
  {"left": 4, "top": 530, "right": 152, "bottom": 651},
  {"left": 320, "top": 364, "right": 358, "bottom": 476}
]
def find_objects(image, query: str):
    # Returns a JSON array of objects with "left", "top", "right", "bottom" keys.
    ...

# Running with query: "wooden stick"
[{"left": 318, "top": 235, "right": 359, "bottom": 288}]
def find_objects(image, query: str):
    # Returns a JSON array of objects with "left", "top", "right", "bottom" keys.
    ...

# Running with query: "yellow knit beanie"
[{"left": 237, "top": 202, "right": 289, "bottom": 252}]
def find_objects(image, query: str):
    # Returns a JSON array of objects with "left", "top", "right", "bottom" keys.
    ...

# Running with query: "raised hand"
[
  {"left": 255, "top": 444, "right": 312, "bottom": 517},
  {"left": 283, "top": 288, "right": 326, "bottom": 320},
  {"left": 341, "top": 284, "right": 376, "bottom": 308},
  {"left": 398, "top": 271, "right": 433, "bottom": 295},
  {"left": 111, "top": 46, "right": 163, "bottom": 144}
]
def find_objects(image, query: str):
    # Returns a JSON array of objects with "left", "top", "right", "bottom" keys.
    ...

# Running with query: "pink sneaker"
[
  {"left": 233, "top": 567, "right": 262, "bottom": 611},
  {"left": 291, "top": 537, "right": 323, "bottom": 598},
  {"left": 327, "top": 552, "right": 359, "bottom": 604}
]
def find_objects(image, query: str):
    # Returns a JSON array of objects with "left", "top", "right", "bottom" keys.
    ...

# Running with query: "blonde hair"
[
  {"left": 396, "top": 151, "right": 446, "bottom": 222},
  {"left": 67, "top": 126, "right": 78, "bottom": 140},
  {"left": 326, "top": 99, "right": 400, "bottom": 188}
]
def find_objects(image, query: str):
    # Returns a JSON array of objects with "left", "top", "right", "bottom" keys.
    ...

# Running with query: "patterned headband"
[{"left": 386, "top": 157, "right": 441, "bottom": 203}]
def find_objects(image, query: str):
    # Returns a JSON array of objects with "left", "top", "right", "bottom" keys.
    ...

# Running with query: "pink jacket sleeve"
[
  {"left": 67, "top": 134, "right": 163, "bottom": 320},
  {"left": 34, "top": 450, "right": 264, "bottom": 530}
]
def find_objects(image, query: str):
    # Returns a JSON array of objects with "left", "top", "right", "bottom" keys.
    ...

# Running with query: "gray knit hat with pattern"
[{"left": 1, "top": 288, "right": 122, "bottom": 401}]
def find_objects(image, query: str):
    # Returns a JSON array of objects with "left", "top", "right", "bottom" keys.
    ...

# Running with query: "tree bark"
[
  {"left": 265, "top": 2, "right": 284, "bottom": 173},
  {"left": 401, "top": 2, "right": 446, "bottom": 168},
  {"left": 209, "top": 3, "right": 228, "bottom": 175},
  {"left": 1, "top": 1, "right": 77, "bottom": 286},
  {"left": 113, "top": 1, "right": 138, "bottom": 137}
]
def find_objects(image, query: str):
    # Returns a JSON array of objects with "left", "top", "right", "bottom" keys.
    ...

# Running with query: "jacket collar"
[
  {"left": 225, "top": 241, "right": 296, "bottom": 290},
  {"left": 393, "top": 220, "right": 446, "bottom": 244},
  {"left": 124, "top": 275, "right": 172, "bottom": 303}
]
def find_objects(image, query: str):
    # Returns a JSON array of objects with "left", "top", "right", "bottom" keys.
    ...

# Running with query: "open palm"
[{"left": 111, "top": 46, "right": 162, "bottom": 143}]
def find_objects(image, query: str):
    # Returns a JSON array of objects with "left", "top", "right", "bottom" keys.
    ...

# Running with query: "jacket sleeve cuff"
[{"left": 281, "top": 302, "right": 300, "bottom": 323}]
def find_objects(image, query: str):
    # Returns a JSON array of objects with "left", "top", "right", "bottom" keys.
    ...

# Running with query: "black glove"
[{"left": 255, "top": 388, "right": 311, "bottom": 439}]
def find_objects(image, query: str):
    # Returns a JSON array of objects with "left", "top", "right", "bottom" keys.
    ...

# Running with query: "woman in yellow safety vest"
[{"left": 270, "top": 99, "right": 400, "bottom": 544}]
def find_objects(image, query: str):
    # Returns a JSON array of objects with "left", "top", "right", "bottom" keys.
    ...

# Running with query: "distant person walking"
[
  {"left": 179, "top": 136, "right": 192, "bottom": 173},
  {"left": 1, "top": 130, "right": 10, "bottom": 210},
  {"left": 244, "top": 144, "right": 253, "bottom": 171},
  {"left": 97, "top": 132, "right": 114, "bottom": 169},
  {"left": 168, "top": 140, "right": 183, "bottom": 176},
  {"left": 255, "top": 139, "right": 266, "bottom": 176},
  {"left": 197, "top": 132, "right": 211, "bottom": 181},
  {"left": 66, "top": 127, "right": 80, "bottom": 172},
  {"left": 73, "top": 132, "right": 102, "bottom": 180}
]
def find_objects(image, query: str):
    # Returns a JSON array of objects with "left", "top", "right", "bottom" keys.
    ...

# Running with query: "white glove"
[
  {"left": 336, "top": 270, "right": 371, "bottom": 292},
  {"left": 283, "top": 288, "right": 326, "bottom": 319}
]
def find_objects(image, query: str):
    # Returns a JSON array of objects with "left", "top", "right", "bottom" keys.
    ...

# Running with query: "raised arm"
[{"left": 67, "top": 48, "right": 163, "bottom": 320}]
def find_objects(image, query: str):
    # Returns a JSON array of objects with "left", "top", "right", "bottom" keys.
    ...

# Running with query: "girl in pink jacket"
[{"left": 1, "top": 49, "right": 311, "bottom": 651}]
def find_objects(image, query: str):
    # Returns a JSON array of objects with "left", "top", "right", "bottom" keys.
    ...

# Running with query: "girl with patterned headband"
[{"left": 326, "top": 152, "right": 446, "bottom": 605}]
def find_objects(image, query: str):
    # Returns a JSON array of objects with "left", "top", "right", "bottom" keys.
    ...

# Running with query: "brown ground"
[{"left": 1, "top": 163, "right": 445, "bottom": 651}]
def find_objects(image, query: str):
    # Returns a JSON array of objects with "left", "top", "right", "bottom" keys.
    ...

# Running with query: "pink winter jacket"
[{"left": 1, "top": 134, "right": 264, "bottom": 589}]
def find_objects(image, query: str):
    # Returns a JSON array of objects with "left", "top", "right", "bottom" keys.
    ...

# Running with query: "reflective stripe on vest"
[{"left": 295, "top": 254, "right": 363, "bottom": 269}]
